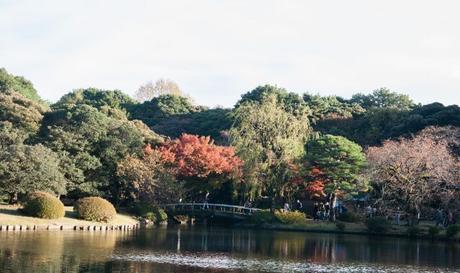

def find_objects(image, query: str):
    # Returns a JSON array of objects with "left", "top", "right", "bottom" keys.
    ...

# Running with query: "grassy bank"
[
  {"left": 240, "top": 219, "right": 460, "bottom": 241},
  {"left": 0, "top": 204, "right": 139, "bottom": 227}
]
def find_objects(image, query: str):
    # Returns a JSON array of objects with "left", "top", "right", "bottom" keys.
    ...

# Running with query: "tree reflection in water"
[{"left": 0, "top": 227, "right": 459, "bottom": 273}]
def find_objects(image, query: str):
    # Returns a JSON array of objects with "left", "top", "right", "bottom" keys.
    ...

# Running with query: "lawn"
[{"left": 0, "top": 204, "right": 139, "bottom": 227}]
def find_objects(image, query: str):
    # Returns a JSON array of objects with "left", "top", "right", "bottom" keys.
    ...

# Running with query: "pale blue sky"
[{"left": 1, "top": 0, "right": 460, "bottom": 107}]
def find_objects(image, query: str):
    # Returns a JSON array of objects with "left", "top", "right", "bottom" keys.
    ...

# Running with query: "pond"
[{"left": 0, "top": 226, "right": 459, "bottom": 273}]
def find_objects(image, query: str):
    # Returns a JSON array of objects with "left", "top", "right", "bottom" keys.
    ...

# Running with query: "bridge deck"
[{"left": 160, "top": 203, "right": 261, "bottom": 218}]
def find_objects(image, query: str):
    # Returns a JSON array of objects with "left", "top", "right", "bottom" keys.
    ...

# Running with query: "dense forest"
[{"left": 1, "top": 68, "right": 459, "bottom": 219}]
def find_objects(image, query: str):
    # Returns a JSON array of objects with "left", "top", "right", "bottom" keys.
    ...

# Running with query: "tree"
[
  {"left": 0, "top": 144, "right": 67, "bottom": 203},
  {"left": 117, "top": 146, "right": 178, "bottom": 204},
  {"left": 128, "top": 94, "right": 200, "bottom": 126},
  {"left": 55, "top": 88, "right": 136, "bottom": 112},
  {"left": 366, "top": 128, "right": 460, "bottom": 223},
  {"left": 39, "top": 103, "right": 162, "bottom": 201},
  {"left": 306, "top": 135, "right": 367, "bottom": 220},
  {"left": 230, "top": 94, "right": 311, "bottom": 208},
  {"left": 157, "top": 134, "right": 242, "bottom": 201},
  {"left": 236, "top": 85, "right": 310, "bottom": 117},
  {"left": 0, "top": 90, "right": 48, "bottom": 137},
  {"left": 134, "top": 79, "right": 182, "bottom": 102},
  {"left": 0, "top": 68, "right": 44, "bottom": 103},
  {"left": 350, "top": 88, "right": 415, "bottom": 110},
  {"left": 303, "top": 93, "right": 364, "bottom": 123}
]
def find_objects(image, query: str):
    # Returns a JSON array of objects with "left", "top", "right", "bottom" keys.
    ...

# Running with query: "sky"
[{"left": 1, "top": 0, "right": 460, "bottom": 107}]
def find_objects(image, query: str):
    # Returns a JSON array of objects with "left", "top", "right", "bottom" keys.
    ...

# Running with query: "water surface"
[{"left": 0, "top": 226, "right": 459, "bottom": 273}]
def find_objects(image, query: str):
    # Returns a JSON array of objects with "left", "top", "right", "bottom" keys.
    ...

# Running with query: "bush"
[
  {"left": 336, "top": 222, "right": 346, "bottom": 231},
  {"left": 337, "top": 212, "right": 361, "bottom": 223},
  {"left": 406, "top": 226, "right": 421, "bottom": 237},
  {"left": 74, "top": 197, "right": 116, "bottom": 222},
  {"left": 144, "top": 212, "right": 157, "bottom": 223},
  {"left": 249, "top": 210, "right": 278, "bottom": 225},
  {"left": 152, "top": 207, "right": 168, "bottom": 224},
  {"left": 129, "top": 202, "right": 167, "bottom": 224},
  {"left": 129, "top": 201, "right": 152, "bottom": 216},
  {"left": 428, "top": 226, "right": 441, "bottom": 238},
  {"left": 23, "top": 192, "right": 65, "bottom": 219},
  {"left": 274, "top": 210, "right": 308, "bottom": 225},
  {"left": 446, "top": 224, "right": 460, "bottom": 238},
  {"left": 365, "top": 217, "right": 390, "bottom": 233}
]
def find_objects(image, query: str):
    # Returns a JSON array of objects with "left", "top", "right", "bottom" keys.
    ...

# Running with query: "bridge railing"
[{"left": 160, "top": 203, "right": 261, "bottom": 216}]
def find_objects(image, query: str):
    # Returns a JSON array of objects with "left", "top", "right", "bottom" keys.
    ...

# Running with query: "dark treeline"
[{"left": 1, "top": 68, "right": 459, "bottom": 220}]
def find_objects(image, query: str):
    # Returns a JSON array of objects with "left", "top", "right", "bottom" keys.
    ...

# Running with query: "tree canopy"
[{"left": 0, "top": 68, "right": 44, "bottom": 103}]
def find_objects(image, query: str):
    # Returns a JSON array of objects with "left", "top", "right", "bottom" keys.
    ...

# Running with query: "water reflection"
[{"left": 0, "top": 227, "right": 459, "bottom": 273}]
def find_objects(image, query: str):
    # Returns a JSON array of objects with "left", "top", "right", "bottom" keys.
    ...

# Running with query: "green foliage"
[
  {"left": 54, "top": 88, "right": 135, "bottom": 112},
  {"left": 336, "top": 222, "right": 346, "bottom": 231},
  {"left": 230, "top": 92, "right": 311, "bottom": 204},
  {"left": 129, "top": 202, "right": 168, "bottom": 224},
  {"left": 249, "top": 210, "right": 278, "bottom": 225},
  {"left": 168, "top": 108, "right": 233, "bottom": 143},
  {"left": 39, "top": 102, "right": 162, "bottom": 201},
  {"left": 23, "top": 192, "right": 65, "bottom": 219},
  {"left": 306, "top": 135, "right": 367, "bottom": 197},
  {"left": 236, "top": 85, "right": 310, "bottom": 117},
  {"left": 0, "top": 144, "right": 67, "bottom": 199},
  {"left": 127, "top": 95, "right": 234, "bottom": 141},
  {"left": 337, "top": 212, "right": 362, "bottom": 223},
  {"left": 0, "top": 90, "right": 48, "bottom": 137},
  {"left": 274, "top": 210, "right": 308, "bottom": 225},
  {"left": 365, "top": 217, "right": 390, "bottom": 233},
  {"left": 153, "top": 207, "right": 168, "bottom": 223},
  {"left": 446, "top": 225, "right": 460, "bottom": 238},
  {"left": 350, "top": 88, "right": 415, "bottom": 110},
  {"left": 0, "top": 68, "right": 44, "bottom": 103},
  {"left": 144, "top": 212, "right": 157, "bottom": 222},
  {"left": 74, "top": 197, "right": 117, "bottom": 222},
  {"left": 428, "top": 226, "right": 441, "bottom": 238},
  {"left": 406, "top": 226, "right": 421, "bottom": 237},
  {"left": 303, "top": 93, "right": 364, "bottom": 123},
  {"left": 129, "top": 94, "right": 199, "bottom": 125}
]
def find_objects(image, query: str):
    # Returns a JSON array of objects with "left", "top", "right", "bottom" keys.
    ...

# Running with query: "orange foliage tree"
[
  {"left": 158, "top": 134, "right": 242, "bottom": 178},
  {"left": 157, "top": 134, "right": 243, "bottom": 200}
]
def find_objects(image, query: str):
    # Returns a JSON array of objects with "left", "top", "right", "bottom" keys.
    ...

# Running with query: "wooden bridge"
[{"left": 159, "top": 203, "right": 261, "bottom": 220}]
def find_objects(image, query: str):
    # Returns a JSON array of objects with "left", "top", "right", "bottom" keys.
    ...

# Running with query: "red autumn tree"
[
  {"left": 305, "top": 167, "right": 328, "bottom": 198},
  {"left": 158, "top": 134, "right": 242, "bottom": 179}
]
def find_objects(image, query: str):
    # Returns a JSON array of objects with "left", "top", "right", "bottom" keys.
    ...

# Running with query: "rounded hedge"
[
  {"left": 23, "top": 191, "right": 65, "bottom": 219},
  {"left": 74, "top": 197, "right": 117, "bottom": 222}
]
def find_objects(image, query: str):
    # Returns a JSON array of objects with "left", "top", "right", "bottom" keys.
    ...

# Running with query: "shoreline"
[
  {"left": 237, "top": 222, "right": 460, "bottom": 243},
  {"left": 0, "top": 204, "right": 140, "bottom": 232}
]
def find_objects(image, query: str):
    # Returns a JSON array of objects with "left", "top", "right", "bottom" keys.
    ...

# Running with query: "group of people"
[
  {"left": 435, "top": 208, "right": 456, "bottom": 227},
  {"left": 283, "top": 200, "right": 303, "bottom": 212},
  {"left": 313, "top": 202, "right": 332, "bottom": 220}
]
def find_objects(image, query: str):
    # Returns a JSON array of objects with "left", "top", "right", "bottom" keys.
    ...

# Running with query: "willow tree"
[{"left": 230, "top": 93, "right": 311, "bottom": 209}]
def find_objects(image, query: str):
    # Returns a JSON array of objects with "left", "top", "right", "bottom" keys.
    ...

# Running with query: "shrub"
[
  {"left": 406, "top": 226, "right": 421, "bottom": 237},
  {"left": 337, "top": 212, "right": 361, "bottom": 223},
  {"left": 23, "top": 191, "right": 65, "bottom": 219},
  {"left": 152, "top": 207, "right": 168, "bottom": 224},
  {"left": 274, "top": 210, "right": 308, "bottom": 225},
  {"left": 365, "top": 217, "right": 390, "bottom": 233},
  {"left": 336, "top": 222, "right": 346, "bottom": 231},
  {"left": 74, "top": 197, "right": 116, "bottom": 222},
  {"left": 249, "top": 210, "right": 277, "bottom": 225},
  {"left": 446, "top": 224, "right": 460, "bottom": 238},
  {"left": 129, "top": 201, "right": 152, "bottom": 216},
  {"left": 428, "top": 226, "right": 441, "bottom": 238},
  {"left": 144, "top": 212, "right": 157, "bottom": 223}
]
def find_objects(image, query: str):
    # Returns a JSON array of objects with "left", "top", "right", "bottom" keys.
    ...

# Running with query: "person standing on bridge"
[
  {"left": 295, "top": 200, "right": 303, "bottom": 212},
  {"left": 202, "top": 191, "right": 210, "bottom": 209}
]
